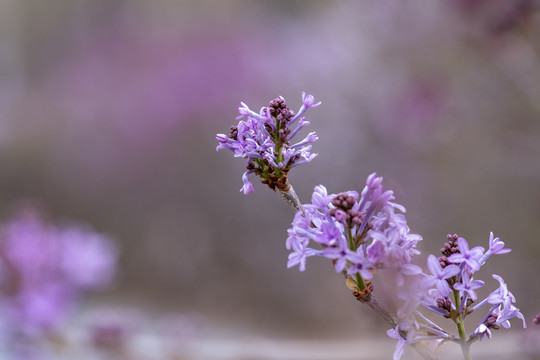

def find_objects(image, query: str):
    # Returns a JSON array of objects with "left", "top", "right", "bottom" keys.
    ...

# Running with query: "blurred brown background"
[{"left": 1, "top": 0, "right": 540, "bottom": 357}]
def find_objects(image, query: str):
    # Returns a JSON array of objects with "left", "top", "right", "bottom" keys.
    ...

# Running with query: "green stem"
[
  {"left": 346, "top": 228, "right": 355, "bottom": 250},
  {"left": 346, "top": 228, "right": 366, "bottom": 291},
  {"left": 355, "top": 273, "right": 366, "bottom": 291},
  {"left": 453, "top": 290, "right": 472, "bottom": 360},
  {"left": 457, "top": 321, "right": 471, "bottom": 360}
]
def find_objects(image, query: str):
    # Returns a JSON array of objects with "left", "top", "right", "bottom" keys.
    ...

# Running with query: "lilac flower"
[
  {"left": 473, "top": 304, "right": 526, "bottom": 342},
  {"left": 286, "top": 244, "right": 321, "bottom": 272},
  {"left": 447, "top": 237, "right": 484, "bottom": 272},
  {"left": 487, "top": 232, "right": 511, "bottom": 255},
  {"left": 386, "top": 320, "right": 449, "bottom": 360},
  {"left": 487, "top": 274, "right": 515, "bottom": 309},
  {"left": 302, "top": 91, "right": 322, "bottom": 108},
  {"left": 322, "top": 245, "right": 355, "bottom": 273},
  {"left": 496, "top": 305, "right": 526, "bottom": 329},
  {"left": 217, "top": 93, "right": 320, "bottom": 194},
  {"left": 453, "top": 271, "right": 484, "bottom": 302},
  {"left": 290, "top": 92, "right": 322, "bottom": 124},
  {"left": 286, "top": 173, "right": 421, "bottom": 281},
  {"left": 471, "top": 274, "right": 526, "bottom": 342},
  {"left": 311, "top": 184, "right": 332, "bottom": 209},
  {"left": 240, "top": 171, "right": 255, "bottom": 195},
  {"left": 422, "top": 254, "right": 460, "bottom": 297},
  {"left": 387, "top": 325, "right": 412, "bottom": 360},
  {"left": 485, "top": 275, "right": 526, "bottom": 328},
  {"left": 479, "top": 232, "right": 511, "bottom": 265},
  {"left": 346, "top": 251, "right": 375, "bottom": 280},
  {"left": 285, "top": 208, "right": 324, "bottom": 271},
  {"left": 473, "top": 323, "right": 492, "bottom": 341}
]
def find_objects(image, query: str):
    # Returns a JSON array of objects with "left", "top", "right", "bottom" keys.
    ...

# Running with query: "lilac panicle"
[
  {"left": 216, "top": 93, "right": 320, "bottom": 194},
  {"left": 286, "top": 173, "right": 421, "bottom": 278},
  {"left": 410, "top": 232, "right": 525, "bottom": 347},
  {"left": 390, "top": 231, "right": 524, "bottom": 354}
]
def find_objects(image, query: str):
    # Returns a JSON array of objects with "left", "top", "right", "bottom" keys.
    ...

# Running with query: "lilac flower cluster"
[
  {"left": 389, "top": 233, "right": 526, "bottom": 359},
  {"left": 286, "top": 173, "right": 422, "bottom": 282},
  {"left": 216, "top": 92, "right": 320, "bottom": 194},
  {"left": 0, "top": 207, "right": 118, "bottom": 336},
  {"left": 219, "top": 93, "right": 528, "bottom": 360}
]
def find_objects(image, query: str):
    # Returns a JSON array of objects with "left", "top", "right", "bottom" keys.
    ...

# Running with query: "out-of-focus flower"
[
  {"left": 0, "top": 206, "right": 118, "bottom": 336},
  {"left": 58, "top": 226, "right": 117, "bottom": 289},
  {"left": 533, "top": 312, "right": 540, "bottom": 325},
  {"left": 386, "top": 324, "right": 412, "bottom": 360},
  {"left": 84, "top": 308, "right": 140, "bottom": 353}
]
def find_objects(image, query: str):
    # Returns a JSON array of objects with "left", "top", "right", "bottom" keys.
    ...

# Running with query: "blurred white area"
[{"left": 0, "top": 306, "right": 535, "bottom": 360}]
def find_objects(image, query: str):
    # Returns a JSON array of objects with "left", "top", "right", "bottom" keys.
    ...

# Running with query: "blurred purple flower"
[
  {"left": 0, "top": 207, "right": 118, "bottom": 335},
  {"left": 58, "top": 226, "right": 117, "bottom": 289}
]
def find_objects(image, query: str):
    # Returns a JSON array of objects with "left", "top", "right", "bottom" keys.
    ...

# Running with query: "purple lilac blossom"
[
  {"left": 0, "top": 207, "right": 118, "bottom": 335},
  {"left": 478, "top": 232, "right": 511, "bottom": 265},
  {"left": 486, "top": 274, "right": 526, "bottom": 328},
  {"left": 387, "top": 320, "right": 450, "bottom": 360},
  {"left": 453, "top": 271, "right": 484, "bottom": 302},
  {"left": 414, "top": 233, "right": 525, "bottom": 346},
  {"left": 391, "top": 231, "right": 524, "bottom": 354},
  {"left": 422, "top": 254, "right": 459, "bottom": 297},
  {"left": 447, "top": 237, "right": 484, "bottom": 272},
  {"left": 58, "top": 226, "right": 117, "bottom": 289},
  {"left": 286, "top": 173, "right": 422, "bottom": 278},
  {"left": 216, "top": 93, "right": 320, "bottom": 194},
  {"left": 386, "top": 325, "right": 412, "bottom": 360}
]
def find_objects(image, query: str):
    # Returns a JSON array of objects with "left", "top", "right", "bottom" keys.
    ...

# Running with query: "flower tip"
[
  {"left": 301, "top": 92, "right": 321, "bottom": 108},
  {"left": 240, "top": 185, "right": 255, "bottom": 195},
  {"left": 307, "top": 132, "right": 319, "bottom": 142},
  {"left": 240, "top": 172, "right": 255, "bottom": 194},
  {"left": 236, "top": 102, "right": 250, "bottom": 119}
]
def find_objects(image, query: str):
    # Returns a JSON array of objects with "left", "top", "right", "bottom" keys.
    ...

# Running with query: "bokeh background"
[{"left": 1, "top": 0, "right": 540, "bottom": 359}]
